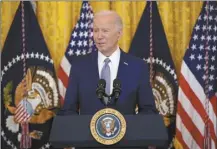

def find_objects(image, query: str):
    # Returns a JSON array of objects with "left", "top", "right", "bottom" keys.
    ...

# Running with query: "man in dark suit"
[
  {"left": 59, "top": 10, "right": 157, "bottom": 149},
  {"left": 60, "top": 10, "right": 156, "bottom": 115}
]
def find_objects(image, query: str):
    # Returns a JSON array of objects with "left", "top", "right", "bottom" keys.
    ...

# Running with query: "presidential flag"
[
  {"left": 129, "top": 2, "right": 178, "bottom": 148},
  {"left": 1, "top": 2, "right": 60, "bottom": 149},
  {"left": 57, "top": 1, "right": 96, "bottom": 106},
  {"left": 176, "top": 2, "right": 217, "bottom": 149}
]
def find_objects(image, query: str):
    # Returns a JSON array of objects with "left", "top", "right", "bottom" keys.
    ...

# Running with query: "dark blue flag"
[
  {"left": 1, "top": 2, "right": 60, "bottom": 149},
  {"left": 129, "top": 2, "right": 178, "bottom": 149}
]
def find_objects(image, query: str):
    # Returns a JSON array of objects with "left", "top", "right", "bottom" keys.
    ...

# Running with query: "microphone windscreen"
[
  {"left": 98, "top": 79, "right": 106, "bottom": 88},
  {"left": 113, "top": 79, "right": 121, "bottom": 87}
]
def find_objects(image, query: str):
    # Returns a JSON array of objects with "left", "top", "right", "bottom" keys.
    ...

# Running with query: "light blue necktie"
[{"left": 101, "top": 58, "right": 111, "bottom": 104}]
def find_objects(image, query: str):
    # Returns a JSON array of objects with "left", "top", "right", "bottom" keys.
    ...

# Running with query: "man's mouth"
[{"left": 98, "top": 43, "right": 105, "bottom": 46}]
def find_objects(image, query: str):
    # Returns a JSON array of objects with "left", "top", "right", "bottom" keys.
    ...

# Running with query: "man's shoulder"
[
  {"left": 124, "top": 51, "right": 146, "bottom": 66},
  {"left": 71, "top": 51, "right": 96, "bottom": 65},
  {"left": 68, "top": 51, "right": 96, "bottom": 76}
]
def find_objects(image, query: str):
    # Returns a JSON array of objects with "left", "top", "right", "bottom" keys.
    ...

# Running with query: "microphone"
[
  {"left": 96, "top": 79, "right": 110, "bottom": 106},
  {"left": 112, "top": 79, "right": 121, "bottom": 100},
  {"left": 96, "top": 79, "right": 106, "bottom": 99}
]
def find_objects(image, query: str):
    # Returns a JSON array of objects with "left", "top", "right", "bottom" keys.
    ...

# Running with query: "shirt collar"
[{"left": 98, "top": 47, "right": 121, "bottom": 65}]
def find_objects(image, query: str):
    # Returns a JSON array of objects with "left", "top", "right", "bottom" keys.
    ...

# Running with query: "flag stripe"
[
  {"left": 15, "top": 108, "right": 26, "bottom": 120},
  {"left": 178, "top": 88, "right": 205, "bottom": 135},
  {"left": 181, "top": 62, "right": 206, "bottom": 106},
  {"left": 17, "top": 112, "right": 30, "bottom": 123},
  {"left": 209, "top": 96, "right": 217, "bottom": 142},
  {"left": 58, "top": 78, "right": 66, "bottom": 105},
  {"left": 175, "top": 128, "right": 190, "bottom": 149},
  {"left": 16, "top": 111, "right": 25, "bottom": 121},
  {"left": 181, "top": 62, "right": 217, "bottom": 131},
  {"left": 15, "top": 104, "right": 24, "bottom": 115},
  {"left": 209, "top": 103, "right": 217, "bottom": 145},
  {"left": 177, "top": 100, "right": 204, "bottom": 148},
  {"left": 58, "top": 66, "right": 68, "bottom": 90},
  {"left": 181, "top": 63, "right": 217, "bottom": 145},
  {"left": 58, "top": 78, "right": 66, "bottom": 96},
  {"left": 58, "top": 57, "right": 70, "bottom": 106},
  {"left": 210, "top": 96, "right": 217, "bottom": 118},
  {"left": 181, "top": 62, "right": 216, "bottom": 128},
  {"left": 178, "top": 89, "right": 217, "bottom": 148},
  {"left": 176, "top": 114, "right": 200, "bottom": 149},
  {"left": 15, "top": 102, "right": 31, "bottom": 123},
  {"left": 58, "top": 66, "right": 69, "bottom": 88},
  {"left": 180, "top": 67, "right": 217, "bottom": 147},
  {"left": 179, "top": 72, "right": 207, "bottom": 123},
  {"left": 212, "top": 140, "right": 216, "bottom": 149},
  {"left": 60, "top": 56, "right": 71, "bottom": 77}
]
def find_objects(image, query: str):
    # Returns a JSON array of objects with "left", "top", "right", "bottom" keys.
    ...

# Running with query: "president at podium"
[
  {"left": 59, "top": 10, "right": 157, "bottom": 116},
  {"left": 55, "top": 10, "right": 162, "bottom": 149}
]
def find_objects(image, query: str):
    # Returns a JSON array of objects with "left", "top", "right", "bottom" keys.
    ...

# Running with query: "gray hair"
[{"left": 94, "top": 10, "right": 123, "bottom": 31}]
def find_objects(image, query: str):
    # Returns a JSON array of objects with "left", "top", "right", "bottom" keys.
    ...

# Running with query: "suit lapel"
[
  {"left": 116, "top": 51, "right": 130, "bottom": 102},
  {"left": 91, "top": 51, "right": 100, "bottom": 82},
  {"left": 117, "top": 50, "right": 129, "bottom": 88}
]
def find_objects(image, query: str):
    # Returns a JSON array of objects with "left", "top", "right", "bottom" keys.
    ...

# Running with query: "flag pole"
[
  {"left": 204, "top": 2, "right": 211, "bottom": 149},
  {"left": 149, "top": 1, "right": 154, "bottom": 85},
  {"left": 20, "top": 1, "right": 32, "bottom": 148}
]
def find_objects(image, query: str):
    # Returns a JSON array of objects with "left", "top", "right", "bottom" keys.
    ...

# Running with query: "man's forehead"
[
  {"left": 94, "top": 14, "right": 115, "bottom": 23},
  {"left": 93, "top": 22, "right": 114, "bottom": 27}
]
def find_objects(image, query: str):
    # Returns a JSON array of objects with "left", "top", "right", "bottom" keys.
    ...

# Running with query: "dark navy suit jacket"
[{"left": 59, "top": 50, "right": 156, "bottom": 115}]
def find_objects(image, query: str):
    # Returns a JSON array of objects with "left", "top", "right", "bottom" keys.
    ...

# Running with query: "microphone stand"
[
  {"left": 102, "top": 93, "right": 111, "bottom": 107},
  {"left": 103, "top": 91, "right": 119, "bottom": 107},
  {"left": 96, "top": 79, "right": 121, "bottom": 107}
]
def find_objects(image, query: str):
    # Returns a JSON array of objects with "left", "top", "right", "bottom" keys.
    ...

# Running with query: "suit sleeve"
[
  {"left": 137, "top": 61, "right": 157, "bottom": 114},
  {"left": 57, "top": 65, "right": 79, "bottom": 115}
]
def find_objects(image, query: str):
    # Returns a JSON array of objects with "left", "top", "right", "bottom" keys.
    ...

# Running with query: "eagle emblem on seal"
[
  {"left": 101, "top": 117, "right": 117, "bottom": 137},
  {"left": 3, "top": 66, "right": 60, "bottom": 140}
]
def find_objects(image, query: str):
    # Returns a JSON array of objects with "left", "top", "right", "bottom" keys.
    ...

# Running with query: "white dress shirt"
[{"left": 98, "top": 47, "right": 121, "bottom": 95}]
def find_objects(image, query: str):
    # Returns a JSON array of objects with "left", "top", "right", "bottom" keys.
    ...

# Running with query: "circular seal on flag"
[{"left": 90, "top": 108, "right": 126, "bottom": 145}]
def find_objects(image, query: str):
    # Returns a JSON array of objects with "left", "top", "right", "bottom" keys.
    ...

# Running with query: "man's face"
[{"left": 93, "top": 14, "right": 122, "bottom": 55}]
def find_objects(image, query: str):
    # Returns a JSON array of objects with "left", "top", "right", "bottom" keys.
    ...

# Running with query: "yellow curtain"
[
  {"left": 0, "top": 1, "right": 204, "bottom": 149},
  {"left": 0, "top": 1, "right": 203, "bottom": 73}
]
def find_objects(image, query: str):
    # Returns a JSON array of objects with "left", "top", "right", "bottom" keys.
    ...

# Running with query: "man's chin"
[{"left": 97, "top": 48, "right": 106, "bottom": 53}]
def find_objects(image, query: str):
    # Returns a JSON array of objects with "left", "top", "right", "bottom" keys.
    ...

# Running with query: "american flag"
[
  {"left": 176, "top": 2, "right": 217, "bottom": 149},
  {"left": 14, "top": 100, "right": 32, "bottom": 123},
  {"left": 58, "top": 1, "right": 95, "bottom": 105},
  {"left": 14, "top": 100, "right": 32, "bottom": 149}
]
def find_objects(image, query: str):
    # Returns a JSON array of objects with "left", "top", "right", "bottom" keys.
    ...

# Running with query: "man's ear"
[{"left": 117, "top": 30, "right": 123, "bottom": 40}]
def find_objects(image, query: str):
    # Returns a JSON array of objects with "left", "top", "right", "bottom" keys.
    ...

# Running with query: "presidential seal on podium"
[{"left": 90, "top": 108, "right": 126, "bottom": 145}]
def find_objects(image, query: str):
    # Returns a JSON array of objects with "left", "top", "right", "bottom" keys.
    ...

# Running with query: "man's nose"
[{"left": 97, "top": 31, "right": 103, "bottom": 39}]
